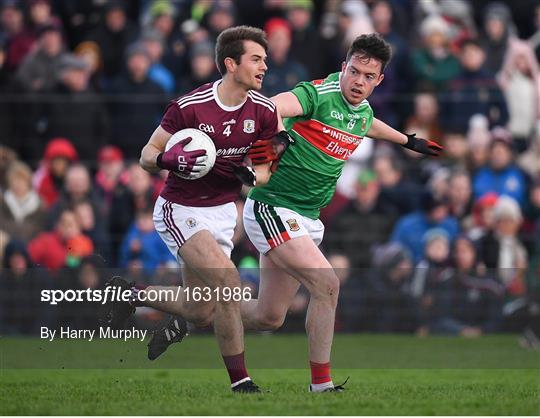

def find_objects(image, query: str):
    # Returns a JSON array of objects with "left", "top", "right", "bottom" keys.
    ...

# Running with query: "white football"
[{"left": 165, "top": 128, "right": 216, "bottom": 179}]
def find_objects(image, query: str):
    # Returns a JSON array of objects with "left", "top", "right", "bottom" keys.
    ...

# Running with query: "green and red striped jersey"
[{"left": 249, "top": 72, "right": 374, "bottom": 219}]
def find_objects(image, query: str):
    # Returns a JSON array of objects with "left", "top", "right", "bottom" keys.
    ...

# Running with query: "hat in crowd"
[
  {"left": 0, "top": 0, "right": 21, "bottom": 10},
  {"left": 372, "top": 242, "right": 412, "bottom": 270},
  {"left": 264, "top": 18, "right": 291, "bottom": 38},
  {"left": 357, "top": 169, "right": 377, "bottom": 186},
  {"left": 141, "top": 28, "right": 164, "bottom": 44},
  {"left": 98, "top": 145, "right": 123, "bottom": 163},
  {"left": 191, "top": 41, "right": 214, "bottom": 58},
  {"left": 210, "top": 0, "right": 236, "bottom": 16},
  {"left": 423, "top": 227, "right": 450, "bottom": 245},
  {"left": 126, "top": 41, "right": 151, "bottom": 60},
  {"left": 421, "top": 191, "right": 448, "bottom": 213},
  {"left": 59, "top": 54, "right": 90, "bottom": 72},
  {"left": 340, "top": 0, "right": 368, "bottom": 17},
  {"left": 2, "top": 239, "right": 31, "bottom": 269},
  {"left": 420, "top": 15, "right": 450, "bottom": 38},
  {"left": 493, "top": 195, "right": 522, "bottom": 222},
  {"left": 38, "top": 21, "right": 62, "bottom": 37},
  {"left": 490, "top": 126, "right": 513, "bottom": 148},
  {"left": 44, "top": 137, "right": 78, "bottom": 161},
  {"left": 484, "top": 1, "right": 512, "bottom": 23},
  {"left": 286, "top": 0, "right": 313, "bottom": 11},
  {"left": 150, "top": 0, "right": 176, "bottom": 18},
  {"left": 105, "top": 0, "right": 126, "bottom": 13}
]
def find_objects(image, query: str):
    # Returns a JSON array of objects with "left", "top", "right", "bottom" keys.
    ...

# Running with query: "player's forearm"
[
  {"left": 253, "top": 163, "right": 272, "bottom": 186},
  {"left": 140, "top": 144, "right": 162, "bottom": 173},
  {"left": 367, "top": 118, "right": 408, "bottom": 145}
]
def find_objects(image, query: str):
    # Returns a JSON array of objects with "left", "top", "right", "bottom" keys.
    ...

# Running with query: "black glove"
[
  {"left": 233, "top": 163, "right": 256, "bottom": 187},
  {"left": 402, "top": 133, "right": 443, "bottom": 156}
]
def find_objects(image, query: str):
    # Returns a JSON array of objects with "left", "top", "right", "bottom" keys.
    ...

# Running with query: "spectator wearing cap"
[
  {"left": 480, "top": 2, "right": 516, "bottom": 75},
  {"left": 94, "top": 145, "right": 124, "bottom": 210},
  {"left": 177, "top": 40, "right": 219, "bottom": 93},
  {"left": 410, "top": 227, "right": 453, "bottom": 334},
  {"left": 477, "top": 196, "right": 527, "bottom": 302},
  {"left": 261, "top": 18, "right": 308, "bottom": 97},
  {"left": 140, "top": 29, "right": 175, "bottom": 93},
  {"left": 33, "top": 137, "right": 77, "bottom": 207},
  {"left": 15, "top": 22, "right": 65, "bottom": 92},
  {"left": 325, "top": 169, "right": 398, "bottom": 270},
  {"left": 391, "top": 192, "right": 460, "bottom": 263},
  {"left": 1, "top": 0, "right": 35, "bottom": 72},
  {"left": 473, "top": 127, "right": 527, "bottom": 207},
  {"left": 365, "top": 242, "right": 417, "bottom": 333},
  {"left": 44, "top": 54, "right": 109, "bottom": 163},
  {"left": 108, "top": 42, "right": 164, "bottom": 159},
  {"left": 411, "top": 14, "right": 461, "bottom": 93},
  {"left": 444, "top": 39, "right": 509, "bottom": 134},
  {"left": 0, "top": 239, "right": 51, "bottom": 334},
  {"left": 285, "top": 0, "right": 324, "bottom": 80},
  {"left": 0, "top": 160, "right": 45, "bottom": 242},
  {"left": 86, "top": 0, "right": 138, "bottom": 82}
]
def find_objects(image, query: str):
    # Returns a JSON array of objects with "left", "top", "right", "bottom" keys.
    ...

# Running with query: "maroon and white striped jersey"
[{"left": 159, "top": 80, "right": 278, "bottom": 206}]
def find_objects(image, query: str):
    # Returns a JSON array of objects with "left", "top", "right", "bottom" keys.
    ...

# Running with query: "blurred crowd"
[{"left": 1, "top": 0, "right": 540, "bottom": 343}]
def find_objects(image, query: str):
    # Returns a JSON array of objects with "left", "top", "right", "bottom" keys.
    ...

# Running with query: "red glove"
[
  {"left": 247, "top": 131, "right": 294, "bottom": 167},
  {"left": 247, "top": 139, "right": 277, "bottom": 165}
]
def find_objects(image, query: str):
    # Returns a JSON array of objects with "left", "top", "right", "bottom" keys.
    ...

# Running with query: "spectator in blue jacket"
[
  {"left": 473, "top": 127, "right": 528, "bottom": 207},
  {"left": 391, "top": 192, "right": 460, "bottom": 263},
  {"left": 119, "top": 209, "right": 175, "bottom": 273}
]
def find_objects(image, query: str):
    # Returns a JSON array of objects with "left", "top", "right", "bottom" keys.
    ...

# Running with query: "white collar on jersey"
[
  {"left": 338, "top": 71, "right": 366, "bottom": 110},
  {"left": 212, "top": 79, "right": 247, "bottom": 111}
]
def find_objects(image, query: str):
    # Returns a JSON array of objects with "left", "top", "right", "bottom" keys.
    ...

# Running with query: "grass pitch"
[{"left": 1, "top": 334, "right": 539, "bottom": 415}]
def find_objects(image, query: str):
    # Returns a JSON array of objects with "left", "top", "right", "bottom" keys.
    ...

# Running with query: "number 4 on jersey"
[{"left": 223, "top": 125, "right": 232, "bottom": 137}]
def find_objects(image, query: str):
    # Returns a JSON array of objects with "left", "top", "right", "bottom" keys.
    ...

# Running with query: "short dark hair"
[
  {"left": 346, "top": 33, "right": 392, "bottom": 72},
  {"left": 215, "top": 26, "right": 268, "bottom": 75}
]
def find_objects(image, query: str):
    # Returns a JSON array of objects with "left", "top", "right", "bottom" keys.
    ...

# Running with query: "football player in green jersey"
[{"left": 239, "top": 33, "right": 442, "bottom": 392}]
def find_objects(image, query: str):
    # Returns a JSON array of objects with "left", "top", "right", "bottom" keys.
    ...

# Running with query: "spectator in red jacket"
[
  {"left": 27, "top": 208, "right": 93, "bottom": 271},
  {"left": 33, "top": 137, "right": 77, "bottom": 208}
]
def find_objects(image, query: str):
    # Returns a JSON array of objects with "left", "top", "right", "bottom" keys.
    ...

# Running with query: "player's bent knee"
[
  {"left": 257, "top": 312, "right": 285, "bottom": 331},
  {"left": 185, "top": 303, "right": 215, "bottom": 328},
  {"left": 309, "top": 273, "right": 340, "bottom": 303}
]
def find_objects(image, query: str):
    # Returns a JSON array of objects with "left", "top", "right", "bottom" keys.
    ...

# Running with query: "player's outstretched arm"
[
  {"left": 367, "top": 118, "right": 443, "bottom": 156},
  {"left": 140, "top": 126, "right": 172, "bottom": 173},
  {"left": 271, "top": 92, "right": 304, "bottom": 119}
]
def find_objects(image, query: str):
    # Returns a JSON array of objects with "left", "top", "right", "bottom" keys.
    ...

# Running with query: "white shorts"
[
  {"left": 243, "top": 198, "right": 324, "bottom": 255},
  {"left": 153, "top": 196, "right": 237, "bottom": 264}
]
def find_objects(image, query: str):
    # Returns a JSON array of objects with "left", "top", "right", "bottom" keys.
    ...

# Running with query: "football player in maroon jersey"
[{"left": 103, "top": 26, "right": 284, "bottom": 393}]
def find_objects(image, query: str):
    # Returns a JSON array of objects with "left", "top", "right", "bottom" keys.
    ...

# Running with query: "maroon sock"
[
  {"left": 222, "top": 351, "right": 249, "bottom": 385},
  {"left": 130, "top": 284, "right": 148, "bottom": 307}
]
